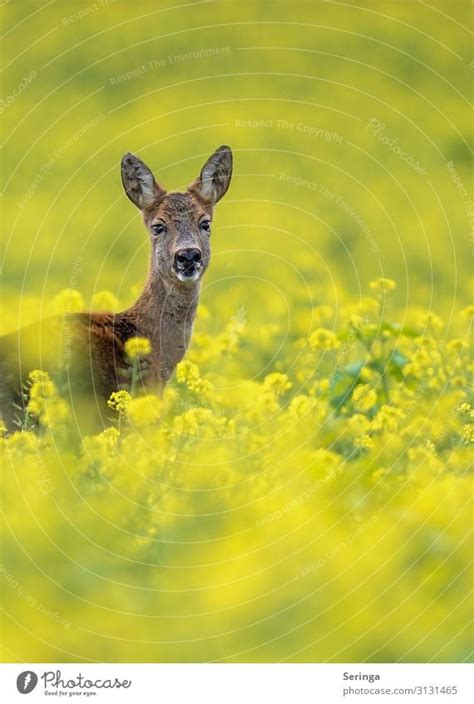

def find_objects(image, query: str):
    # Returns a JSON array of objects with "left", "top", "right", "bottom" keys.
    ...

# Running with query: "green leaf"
[
  {"left": 330, "top": 378, "right": 358, "bottom": 411},
  {"left": 344, "top": 361, "right": 365, "bottom": 378},
  {"left": 382, "top": 322, "right": 419, "bottom": 338},
  {"left": 391, "top": 350, "right": 410, "bottom": 368}
]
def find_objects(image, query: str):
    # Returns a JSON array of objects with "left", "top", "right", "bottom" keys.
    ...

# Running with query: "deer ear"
[
  {"left": 189, "top": 145, "right": 233, "bottom": 204},
  {"left": 121, "top": 152, "right": 166, "bottom": 209}
]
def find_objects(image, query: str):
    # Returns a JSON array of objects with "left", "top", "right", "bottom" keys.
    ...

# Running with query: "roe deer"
[{"left": 0, "top": 146, "right": 233, "bottom": 431}]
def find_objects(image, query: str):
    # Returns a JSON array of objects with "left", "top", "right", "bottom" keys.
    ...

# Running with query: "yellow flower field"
[
  {"left": 1, "top": 0, "right": 472, "bottom": 663},
  {"left": 1, "top": 280, "right": 472, "bottom": 662}
]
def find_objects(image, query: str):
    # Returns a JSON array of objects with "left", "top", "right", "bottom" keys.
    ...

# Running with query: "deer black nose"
[{"left": 175, "top": 248, "right": 202, "bottom": 266}]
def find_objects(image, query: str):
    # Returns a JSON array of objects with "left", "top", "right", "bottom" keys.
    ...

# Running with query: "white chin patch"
[{"left": 175, "top": 268, "right": 201, "bottom": 283}]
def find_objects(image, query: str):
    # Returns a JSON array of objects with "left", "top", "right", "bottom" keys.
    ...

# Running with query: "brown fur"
[{"left": 0, "top": 146, "right": 233, "bottom": 431}]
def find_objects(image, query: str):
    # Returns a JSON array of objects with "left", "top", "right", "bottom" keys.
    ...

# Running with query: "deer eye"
[
  {"left": 152, "top": 222, "right": 166, "bottom": 236},
  {"left": 200, "top": 219, "right": 211, "bottom": 234}
]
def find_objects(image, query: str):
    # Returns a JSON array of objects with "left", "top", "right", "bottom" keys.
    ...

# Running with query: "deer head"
[{"left": 121, "top": 146, "right": 233, "bottom": 285}]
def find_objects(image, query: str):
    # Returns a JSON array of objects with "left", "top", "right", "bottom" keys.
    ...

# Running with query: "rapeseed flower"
[
  {"left": 91, "top": 290, "right": 119, "bottom": 311},
  {"left": 127, "top": 395, "right": 161, "bottom": 427},
  {"left": 27, "top": 370, "right": 57, "bottom": 418},
  {"left": 461, "top": 304, "right": 474, "bottom": 318},
  {"left": 352, "top": 384, "right": 377, "bottom": 413},
  {"left": 52, "top": 288, "right": 85, "bottom": 314},
  {"left": 372, "top": 404, "right": 405, "bottom": 432},
  {"left": 288, "top": 394, "right": 316, "bottom": 419},
  {"left": 124, "top": 336, "right": 151, "bottom": 359},
  {"left": 176, "top": 359, "right": 211, "bottom": 399},
  {"left": 107, "top": 389, "right": 131, "bottom": 415},
  {"left": 369, "top": 277, "right": 397, "bottom": 294},
  {"left": 263, "top": 372, "right": 292, "bottom": 396},
  {"left": 2, "top": 281, "right": 472, "bottom": 665},
  {"left": 309, "top": 327, "right": 340, "bottom": 351}
]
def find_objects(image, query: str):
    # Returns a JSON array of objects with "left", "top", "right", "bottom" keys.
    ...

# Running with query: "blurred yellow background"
[{"left": 1, "top": 0, "right": 472, "bottom": 663}]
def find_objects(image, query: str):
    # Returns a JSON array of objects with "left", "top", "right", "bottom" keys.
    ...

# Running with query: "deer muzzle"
[{"left": 174, "top": 248, "right": 203, "bottom": 282}]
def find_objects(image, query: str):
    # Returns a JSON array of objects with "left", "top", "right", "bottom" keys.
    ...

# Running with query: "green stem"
[
  {"left": 355, "top": 299, "right": 391, "bottom": 404},
  {"left": 380, "top": 370, "right": 391, "bottom": 403},
  {"left": 22, "top": 408, "right": 31, "bottom": 432},
  {"left": 130, "top": 358, "right": 140, "bottom": 395},
  {"left": 379, "top": 337, "right": 391, "bottom": 403}
]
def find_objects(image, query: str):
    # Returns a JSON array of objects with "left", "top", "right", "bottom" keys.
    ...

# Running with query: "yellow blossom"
[
  {"left": 447, "top": 338, "right": 465, "bottom": 354},
  {"left": 451, "top": 376, "right": 465, "bottom": 388},
  {"left": 126, "top": 395, "right": 162, "bottom": 427},
  {"left": 309, "top": 328, "right": 340, "bottom": 351},
  {"left": 354, "top": 433, "right": 374, "bottom": 450},
  {"left": 348, "top": 413, "right": 371, "bottom": 436},
  {"left": 40, "top": 397, "right": 70, "bottom": 428},
  {"left": 288, "top": 395, "right": 316, "bottom": 419},
  {"left": 83, "top": 427, "right": 120, "bottom": 468},
  {"left": 52, "top": 288, "right": 85, "bottom": 314},
  {"left": 99, "top": 426, "right": 120, "bottom": 447},
  {"left": 29, "top": 370, "right": 51, "bottom": 384},
  {"left": 197, "top": 304, "right": 210, "bottom": 321},
  {"left": 348, "top": 314, "right": 366, "bottom": 331},
  {"left": 176, "top": 360, "right": 211, "bottom": 399},
  {"left": 125, "top": 336, "right": 152, "bottom": 359},
  {"left": 408, "top": 443, "right": 437, "bottom": 463},
  {"left": 359, "top": 366, "right": 377, "bottom": 383},
  {"left": 245, "top": 390, "right": 280, "bottom": 424},
  {"left": 372, "top": 405, "right": 405, "bottom": 432},
  {"left": 220, "top": 309, "right": 246, "bottom": 353},
  {"left": 458, "top": 402, "right": 471, "bottom": 414},
  {"left": 311, "top": 379, "right": 330, "bottom": 396},
  {"left": 91, "top": 290, "right": 119, "bottom": 311},
  {"left": 176, "top": 360, "right": 200, "bottom": 385},
  {"left": 173, "top": 407, "right": 231, "bottom": 438},
  {"left": 263, "top": 373, "right": 292, "bottom": 396},
  {"left": 107, "top": 390, "right": 131, "bottom": 414},
  {"left": 369, "top": 278, "right": 397, "bottom": 294},
  {"left": 352, "top": 384, "right": 377, "bottom": 413},
  {"left": 416, "top": 310, "right": 443, "bottom": 332},
  {"left": 313, "top": 306, "right": 333, "bottom": 324},
  {"left": 27, "top": 370, "right": 57, "bottom": 418},
  {"left": 371, "top": 468, "right": 386, "bottom": 482}
]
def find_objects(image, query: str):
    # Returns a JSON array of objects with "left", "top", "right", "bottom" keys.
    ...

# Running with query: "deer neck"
[{"left": 124, "top": 270, "right": 200, "bottom": 384}]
